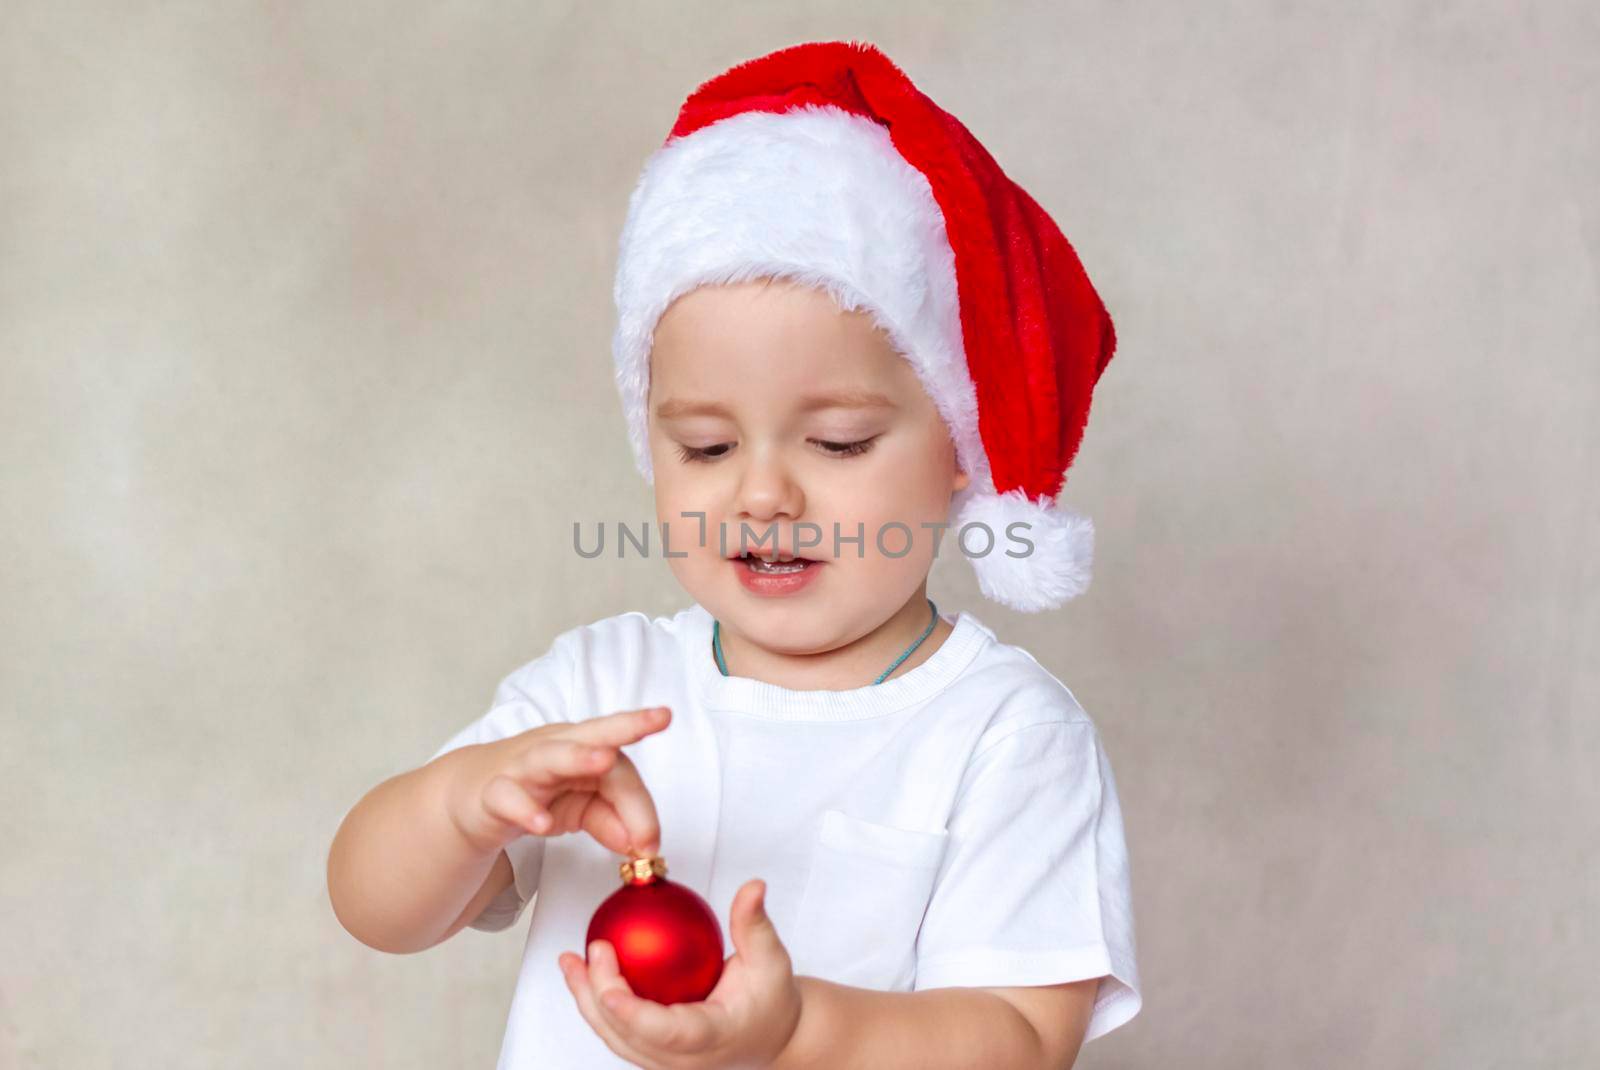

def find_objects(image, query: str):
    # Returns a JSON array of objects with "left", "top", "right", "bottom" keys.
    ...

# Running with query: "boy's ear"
[{"left": 953, "top": 466, "right": 971, "bottom": 492}]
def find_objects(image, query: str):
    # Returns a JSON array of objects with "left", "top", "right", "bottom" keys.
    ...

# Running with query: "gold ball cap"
[{"left": 619, "top": 855, "right": 668, "bottom": 884}]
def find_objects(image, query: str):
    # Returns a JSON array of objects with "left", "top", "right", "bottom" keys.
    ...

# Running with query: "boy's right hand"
[{"left": 442, "top": 706, "right": 673, "bottom": 861}]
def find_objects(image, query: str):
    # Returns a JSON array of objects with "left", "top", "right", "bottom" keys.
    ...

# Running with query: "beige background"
[{"left": 3, "top": 3, "right": 1596, "bottom": 1067}]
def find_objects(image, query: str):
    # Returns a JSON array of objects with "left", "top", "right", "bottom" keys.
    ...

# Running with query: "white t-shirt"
[{"left": 431, "top": 602, "right": 1141, "bottom": 1067}]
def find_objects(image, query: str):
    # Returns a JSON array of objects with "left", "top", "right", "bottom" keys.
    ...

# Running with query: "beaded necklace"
[{"left": 712, "top": 598, "right": 939, "bottom": 685}]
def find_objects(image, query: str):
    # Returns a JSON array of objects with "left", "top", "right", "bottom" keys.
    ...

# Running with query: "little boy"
[{"left": 328, "top": 40, "right": 1140, "bottom": 1069}]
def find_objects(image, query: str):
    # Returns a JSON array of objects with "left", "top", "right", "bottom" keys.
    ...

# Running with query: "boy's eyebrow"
[{"left": 653, "top": 390, "right": 896, "bottom": 420}]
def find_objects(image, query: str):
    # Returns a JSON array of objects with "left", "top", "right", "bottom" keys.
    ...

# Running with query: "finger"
[
  {"left": 594, "top": 753, "right": 662, "bottom": 857},
  {"left": 576, "top": 797, "right": 635, "bottom": 857},
  {"left": 559, "top": 948, "right": 654, "bottom": 1066},
  {"left": 731, "top": 879, "right": 778, "bottom": 960},
  {"left": 563, "top": 706, "right": 673, "bottom": 749},
  {"left": 481, "top": 775, "right": 553, "bottom": 836},
  {"left": 587, "top": 939, "right": 712, "bottom": 1054},
  {"left": 519, "top": 738, "right": 617, "bottom": 788}
]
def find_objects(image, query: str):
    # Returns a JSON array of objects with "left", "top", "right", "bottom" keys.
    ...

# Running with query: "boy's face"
[{"left": 647, "top": 277, "right": 970, "bottom": 655}]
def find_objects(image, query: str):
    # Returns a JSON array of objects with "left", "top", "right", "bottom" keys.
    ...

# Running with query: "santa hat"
[{"left": 611, "top": 40, "right": 1118, "bottom": 613}]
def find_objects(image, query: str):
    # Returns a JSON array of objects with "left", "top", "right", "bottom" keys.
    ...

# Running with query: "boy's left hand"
[{"left": 559, "top": 878, "right": 803, "bottom": 1070}]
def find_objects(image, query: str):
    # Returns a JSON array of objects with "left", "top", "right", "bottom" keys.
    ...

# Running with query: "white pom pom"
[{"left": 952, "top": 488, "right": 1095, "bottom": 612}]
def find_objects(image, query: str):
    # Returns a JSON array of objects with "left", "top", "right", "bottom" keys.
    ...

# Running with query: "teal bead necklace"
[{"left": 713, "top": 597, "right": 939, "bottom": 685}]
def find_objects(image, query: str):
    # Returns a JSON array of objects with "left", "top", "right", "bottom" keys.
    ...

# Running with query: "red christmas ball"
[{"left": 586, "top": 855, "right": 725, "bottom": 1005}]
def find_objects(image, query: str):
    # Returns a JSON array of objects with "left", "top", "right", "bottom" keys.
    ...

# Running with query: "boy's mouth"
[{"left": 732, "top": 551, "right": 824, "bottom": 574}]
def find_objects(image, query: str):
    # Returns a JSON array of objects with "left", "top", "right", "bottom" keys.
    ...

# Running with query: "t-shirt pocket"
[{"left": 789, "top": 808, "right": 950, "bottom": 991}]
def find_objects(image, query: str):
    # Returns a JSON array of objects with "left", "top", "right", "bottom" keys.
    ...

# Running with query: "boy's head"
[
  {"left": 647, "top": 275, "right": 969, "bottom": 654},
  {"left": 612, "top": 40, "right": 1118, "bottom": 614}
]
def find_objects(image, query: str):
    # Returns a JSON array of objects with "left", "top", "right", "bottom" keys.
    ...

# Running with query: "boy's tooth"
[{"left": 748, "top": 557, "right": 808, "bottom": 573}]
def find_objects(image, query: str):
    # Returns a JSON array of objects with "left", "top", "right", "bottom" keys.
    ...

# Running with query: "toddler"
[{"left": 328, "top": 39, "right": 1141, "bottom": 1069}]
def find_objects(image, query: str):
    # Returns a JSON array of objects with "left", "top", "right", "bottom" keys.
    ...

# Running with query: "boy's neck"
[{"left": 713, "top": 589, "right": 953, "bottom": 692}]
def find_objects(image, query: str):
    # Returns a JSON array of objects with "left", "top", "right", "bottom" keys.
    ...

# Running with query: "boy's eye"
[
  {"left": 675, "top": 443, "right": 733, "bottom": 463},
  {"left": 672, "top": 437, "right": 880, "bottom": 464},
  {"left": 814, "top": 437, "right": 879, "bottom": 457}
]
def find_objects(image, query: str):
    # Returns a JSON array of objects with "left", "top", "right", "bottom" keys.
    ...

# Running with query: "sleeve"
[
  {"left": 428, "top": 631, "right": 578, "bottom": 933},
  {"left": 912, "top": 719, "right": 1142, "bottom": 1043}
]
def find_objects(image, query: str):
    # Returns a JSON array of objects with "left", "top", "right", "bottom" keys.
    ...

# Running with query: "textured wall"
[{"left": 2, "top": 3, "right": 1596, "bottom": 1067}]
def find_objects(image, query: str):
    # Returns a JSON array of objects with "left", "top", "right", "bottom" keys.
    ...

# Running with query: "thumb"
[{"left": 729, "top": 878, "right": 783, "bottom": 961}]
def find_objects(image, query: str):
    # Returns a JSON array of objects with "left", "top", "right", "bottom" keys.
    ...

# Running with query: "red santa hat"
[{"left": 611, "top": 40, "right": 1118, "bottom": 613}]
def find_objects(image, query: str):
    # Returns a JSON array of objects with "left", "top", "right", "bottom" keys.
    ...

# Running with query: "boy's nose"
[{"left": 732, "top": 451, "right": 806, "bottom": 523}]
